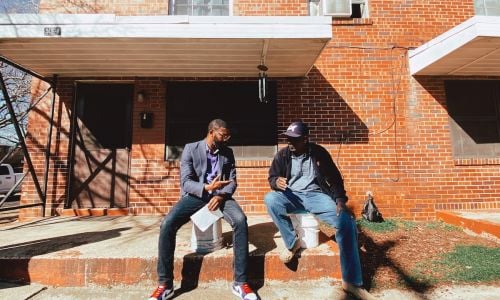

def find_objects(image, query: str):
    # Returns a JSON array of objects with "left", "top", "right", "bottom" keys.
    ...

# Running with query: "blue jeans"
[
  {"left": 157, "top": 194, "right": 249, "bottom": 286},
  {"left": 264, "top": 189, "right": 363, "bottom": 285}
]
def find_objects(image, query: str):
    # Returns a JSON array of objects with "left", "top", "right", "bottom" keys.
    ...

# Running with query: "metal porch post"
[
  {"left": 0, "top": 70, "right": 46, "bottom": 214},
  {"left": 42, "top": 75, "right": 58, "bottom": 217}
]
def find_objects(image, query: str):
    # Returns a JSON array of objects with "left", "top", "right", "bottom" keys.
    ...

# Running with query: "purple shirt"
[{"left": 205, "top": 144, "right": 219, "bottom": 184}]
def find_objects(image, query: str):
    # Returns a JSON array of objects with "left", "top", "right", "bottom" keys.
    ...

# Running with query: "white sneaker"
[
  {"left": 148, "top": 285, "right": 174, "bottom": 300},
  {"left": 231, "top": 282, "right": 258, "bottom": 300},
  {"left": 279, "top": 239, "right": 301, "bottom": 263}
]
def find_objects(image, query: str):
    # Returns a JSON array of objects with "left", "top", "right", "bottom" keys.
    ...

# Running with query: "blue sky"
[{"left": 1, "top": 0, "right": 40, "bottom": 13}]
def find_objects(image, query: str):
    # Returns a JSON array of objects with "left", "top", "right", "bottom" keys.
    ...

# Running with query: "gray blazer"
[{"left": 180, "top": 139, "right": 237, "bottom": 199}]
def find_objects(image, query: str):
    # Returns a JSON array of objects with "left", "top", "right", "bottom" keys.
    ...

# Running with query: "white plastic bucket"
[
  {"left": 290, "top": 213, "right": 319, "bottom": 248},
  {"left": 191, "top": 219, "right": 224, "bottom": 253}
]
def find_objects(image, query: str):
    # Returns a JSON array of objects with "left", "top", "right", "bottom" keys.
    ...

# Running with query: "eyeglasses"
[{"left": 215, "top": 130, "right": 231, "bottom": 141}]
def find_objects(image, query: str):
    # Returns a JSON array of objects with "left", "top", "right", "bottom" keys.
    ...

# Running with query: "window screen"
[
  {"left": 165, "top": 81, "right": 277, "bottom": 160},
  {"left": 445, "top": 80, "right": 500, "bottom": 157}
]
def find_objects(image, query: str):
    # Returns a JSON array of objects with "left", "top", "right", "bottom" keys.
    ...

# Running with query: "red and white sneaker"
[
  {"left": 231, "top": 282, "right": 259, "bottom": 300},
  {"left": 148, "top": 285, "right": 174, "bottom": 300}
]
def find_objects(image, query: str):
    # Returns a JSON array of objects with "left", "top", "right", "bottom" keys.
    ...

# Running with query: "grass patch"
[
  {"left": 410, "top": 245, "right": 500, "bottom": 283},
  {"left": 357, "top": 218, "right": 398, "bottom": 232},
  {"left": 357, "top": 218, "right": 417, "bottom": 233},
  {"left": 425, "top": 221, "right": 460, "bottom": 231},
  {"left": 440, "top": 245, "right": 500, "bottom": 282},
  {"left": 399, "top": 220, "right": 417, "bottom": 231}
]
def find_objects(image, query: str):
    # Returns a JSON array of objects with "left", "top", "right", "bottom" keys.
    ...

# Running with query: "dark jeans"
[{"left": 157, "top": 194, "right": 249, "bottom": 287}]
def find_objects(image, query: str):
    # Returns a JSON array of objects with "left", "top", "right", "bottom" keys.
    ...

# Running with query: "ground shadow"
[
  {"left": 174, "top": 252, "right": 207, "bottom": 297},
  {"left": 174, "top": 221, "right": 280, "bottom": 297},
  {"left": 358, "top": 228, "right": 433, "bottom": 293},
  {"left": 0, "top": 194, "right": 20, "bottom": 225},
  {"left": 0, "top": 227, "right": 131, "bottom": 284}
]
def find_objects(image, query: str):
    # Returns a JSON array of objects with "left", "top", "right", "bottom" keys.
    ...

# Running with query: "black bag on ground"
[{"left": 362, "top": 194, "right": 383, "bottom": 222}]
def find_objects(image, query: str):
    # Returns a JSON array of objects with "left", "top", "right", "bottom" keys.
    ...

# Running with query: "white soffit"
[
  {"left": 409, "top": 16, "right": 500, "bottom": 76},
  {"left": 0, "top": 14, "right": 332, "bottom": 78}
]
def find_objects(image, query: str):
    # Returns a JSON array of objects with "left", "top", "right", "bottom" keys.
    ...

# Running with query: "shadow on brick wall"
[{"left": 276, "top": 67, "right": 369, "bottom": 145}]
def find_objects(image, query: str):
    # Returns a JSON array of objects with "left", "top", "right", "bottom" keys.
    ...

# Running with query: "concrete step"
[
  {"left": 0, "top": 215, "right": 341, "bottom": 287},
  {"left": 437, "top": 209, "right": 500, "bottom": 239}
]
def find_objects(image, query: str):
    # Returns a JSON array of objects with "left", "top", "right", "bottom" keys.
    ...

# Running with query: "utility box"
[{"left": 140, "top": 112, "right": 153, "bottom": 128}]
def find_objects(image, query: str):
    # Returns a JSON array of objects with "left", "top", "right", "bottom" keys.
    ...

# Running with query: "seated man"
[
  {"left": 149, "top": 119, "right": 258, "bottom": 300},
  {"left": 264, "top": 121, "right": 376, "bottom": 300}
]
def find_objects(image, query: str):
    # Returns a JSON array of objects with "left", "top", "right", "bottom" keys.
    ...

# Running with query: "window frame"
[
  {"left": 164, "top": 81, "right": 278, "bottom": 161},
  {"left": 444, "top": 80, "right": 500, "bottom": 159},
  {"left": 309, "top": 0, "right": 369, "bottom": 18},
  {"left": 474, "top": 0, "right": 500, "bottom": 16},
  {"left": 169, "top": 0, "right": 234, "bottom": 16}
]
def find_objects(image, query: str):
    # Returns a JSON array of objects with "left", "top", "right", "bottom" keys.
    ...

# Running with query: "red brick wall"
[
  {"left": 39, "top": 0, "right": 168, "bottom": 15},
  {"left": 235, "top": 0, "right": 307, "bottom": 16},
  {"left": 20, "top": 0, "right": 499, "bottom": 220}
]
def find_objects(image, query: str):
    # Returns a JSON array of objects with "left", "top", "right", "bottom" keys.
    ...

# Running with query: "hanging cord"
[{"left": 327, "top": 45, "right": 412, "bottom": 182}]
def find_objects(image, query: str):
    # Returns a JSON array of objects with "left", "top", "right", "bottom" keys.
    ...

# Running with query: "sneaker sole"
[
  {"left": 163, "top": 289, "right": 174, "bottom": 300},
  {"left": 231, "top": 287, "right": 241, "bottom": 299}
]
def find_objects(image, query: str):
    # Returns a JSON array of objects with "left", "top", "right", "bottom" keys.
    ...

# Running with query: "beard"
[{"left": 213, "top": 140, "right": 227, "bottom": 150}]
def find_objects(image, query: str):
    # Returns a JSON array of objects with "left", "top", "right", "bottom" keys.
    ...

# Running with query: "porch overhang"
[
  {"left": 409, "top": 16, "right": 500, "bottom": 76},
  {"left": 0, "top": 14, "right": 332, "bottom": 78}
]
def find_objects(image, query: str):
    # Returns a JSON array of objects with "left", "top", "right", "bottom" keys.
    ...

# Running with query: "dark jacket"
[{"left": 268, "top": 142, "right": 347, "bottom": 203}]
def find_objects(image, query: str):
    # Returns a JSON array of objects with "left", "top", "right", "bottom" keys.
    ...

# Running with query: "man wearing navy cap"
[{"left": 264, "top": 121, "right": 375, "bottom": 300}]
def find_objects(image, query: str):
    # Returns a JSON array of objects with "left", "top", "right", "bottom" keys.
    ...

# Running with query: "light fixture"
[
  {"left": 257, "top": 64, "right": 268, "bottom": 103},
  {"left": 137, "top": 90, "right": 146, "bottom": 103}
]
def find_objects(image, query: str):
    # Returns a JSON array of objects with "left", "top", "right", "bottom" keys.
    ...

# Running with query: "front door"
[{"left": 69, "top": 83, "right": 133, "bottom": 209}]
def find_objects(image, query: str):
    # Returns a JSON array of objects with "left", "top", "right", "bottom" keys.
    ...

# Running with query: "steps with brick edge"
[
  {"left": 437, "top": 209, "right": 500, "bottom": 240},
  {"left": 0, "top": 215, "right": 341, "bottom": 287}
]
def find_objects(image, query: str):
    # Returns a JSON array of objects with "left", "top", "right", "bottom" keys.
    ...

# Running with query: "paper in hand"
[{"left": 190, "top": 204, "right": 223, "bottom": 232}]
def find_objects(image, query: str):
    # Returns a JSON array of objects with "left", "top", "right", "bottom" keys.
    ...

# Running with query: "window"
[
  {"left": 475, "top": 0, "right": 500, "bottom": 16},
  {"left": 165, "top": 82, "right": 277, "bottom": 160},
  {"left": 0, "top": 165, "right": 8, "bottom": 175},
  {"left": 445, "top": 80, "right": 500, "bottom": 158},
  {"left": 309, "top": 0, "right": 368, "bottom": 18},
  {"left": 169, "top": 0, "right": 231, "bottom": 16}
]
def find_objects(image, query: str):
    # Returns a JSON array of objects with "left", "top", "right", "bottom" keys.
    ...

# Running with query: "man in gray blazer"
[{"left": 149, "top": 119, "right": 258, "bottom": 300}]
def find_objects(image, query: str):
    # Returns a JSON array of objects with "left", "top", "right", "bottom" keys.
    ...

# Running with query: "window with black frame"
[
  {"left": 445, "top": 80, "right": 500, "bottom": 158},
  {"left": 165, "top": 81, "right": 277, "bottom": 160}
]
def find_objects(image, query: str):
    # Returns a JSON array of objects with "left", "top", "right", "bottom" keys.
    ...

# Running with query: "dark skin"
[
  {"left": 275, "top": 135, "right": 347, "bottom": 216},
  {"left": 204, "top": 126, "right": 232, "bottom": 211}
]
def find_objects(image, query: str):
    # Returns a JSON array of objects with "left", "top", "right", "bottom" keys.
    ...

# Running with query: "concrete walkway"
[
  {"left": 0, "top": 215, "right": 340, "bottom": 286},
  {"left": 2, "top": 280, "right": 500, "bottom": 299},
  {"left": 0, "top": 209, "right": 499, "bottom": 299}
]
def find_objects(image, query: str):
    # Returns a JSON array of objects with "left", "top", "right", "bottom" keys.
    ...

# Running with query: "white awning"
[
  {"left": 0, "top": 14, "right": 332, "bottom": 78},
  {"left": 409, "top": 16, "right": 500, "bottom": 76}
]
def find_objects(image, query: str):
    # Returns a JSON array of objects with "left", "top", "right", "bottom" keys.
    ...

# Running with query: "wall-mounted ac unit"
[{"left": 323, "top": 0, "right": 352, "bottom": 17}]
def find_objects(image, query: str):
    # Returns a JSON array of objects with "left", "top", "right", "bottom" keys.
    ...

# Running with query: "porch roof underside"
[
  {"left": 409, "top": 16, "right": 500, "bottom": 76},
  {"left": 0, "top": 14, "right": 332, "bottom": 78}
]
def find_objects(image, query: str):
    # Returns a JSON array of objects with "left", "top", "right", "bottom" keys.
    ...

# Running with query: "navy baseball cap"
[{"left": 283, "top": 121, "right": 309, "bottom": 137}]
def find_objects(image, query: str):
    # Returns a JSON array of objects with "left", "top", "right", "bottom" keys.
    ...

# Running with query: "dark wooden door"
[{"left": 69, "top": 83, "right": 133, "bottom": 208}]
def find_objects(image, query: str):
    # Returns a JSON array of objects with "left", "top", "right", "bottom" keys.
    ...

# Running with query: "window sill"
[
  {"left": 453, "top": 157, "right": 500, "bottom": 166},
  {"left": 332, "top": 17, "right": 373, "bottom": 26},
  {"left": 164, "top": 159, "right": 271, "bottom": 168}
]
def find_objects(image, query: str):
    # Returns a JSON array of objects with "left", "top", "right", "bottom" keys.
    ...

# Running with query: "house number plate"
[{"left": 44, "top": 27, "right": 62, "bottom": 36}]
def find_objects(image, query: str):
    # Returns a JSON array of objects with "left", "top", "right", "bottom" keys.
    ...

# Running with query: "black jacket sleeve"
[{"left": 316, "top": 145, "right": 347, "bottom": 202}]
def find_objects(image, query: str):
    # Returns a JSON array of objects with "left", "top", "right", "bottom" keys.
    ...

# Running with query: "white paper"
[{"left": 190, "top": 204, "right": 223, "bottom": 232}]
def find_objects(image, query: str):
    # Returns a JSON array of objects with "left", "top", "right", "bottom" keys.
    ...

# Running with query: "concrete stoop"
[
  {"left": 437, "top": 210, "right": 500, "bottom": 239},
  {"left": 0, "top": 215, "right": 341, "bottom": 287}
]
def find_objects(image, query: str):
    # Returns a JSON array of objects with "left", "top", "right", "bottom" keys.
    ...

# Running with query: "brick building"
[{"left": 1, "top": 0, "right": 499, "bottom": 221}]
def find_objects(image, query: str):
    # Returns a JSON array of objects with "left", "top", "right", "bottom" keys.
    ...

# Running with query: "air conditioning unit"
[{"left": 323, "top": 0, "right": 352, "bottom": 17}]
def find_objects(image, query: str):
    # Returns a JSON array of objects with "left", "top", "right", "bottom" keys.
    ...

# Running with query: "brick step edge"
[
  {"left": 56, "top": 208, "right": 129, "bottom": 217},
  {"left": 436, "top": 210, "right": 500, "bottom": 239},
  {"left": 0, "top": 254, "right": 341, "bottom": 287}
]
